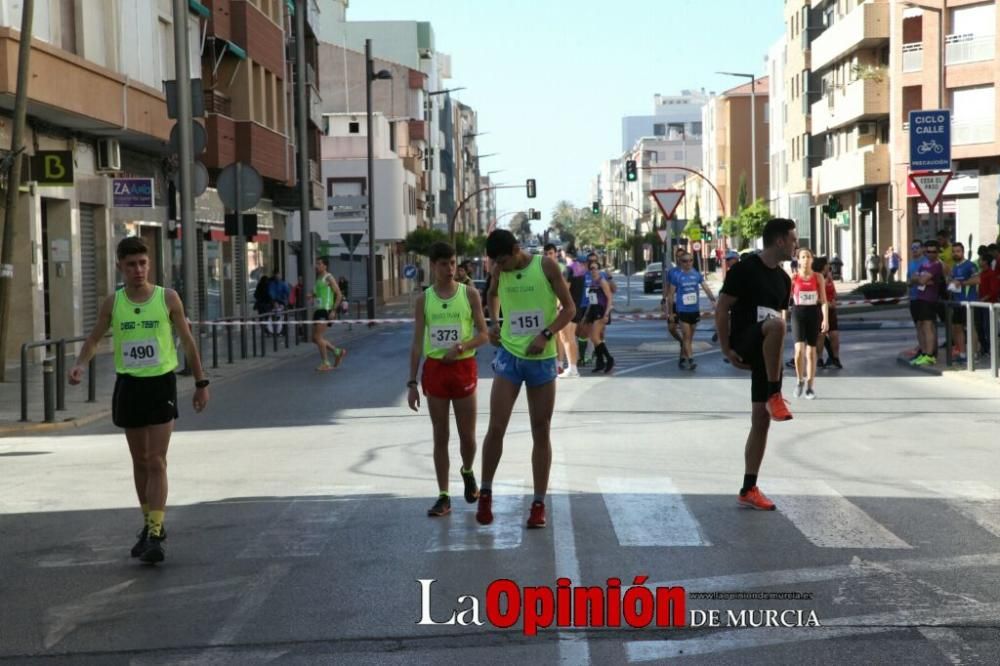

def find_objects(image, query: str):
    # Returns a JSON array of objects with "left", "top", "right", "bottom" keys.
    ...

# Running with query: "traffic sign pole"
[{"left": 236, "top": 162, "right": 248, "bottom": 357}]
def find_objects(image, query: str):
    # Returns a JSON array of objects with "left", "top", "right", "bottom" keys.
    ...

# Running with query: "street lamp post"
[
  {"left": 365, "top": 39, "right": 392, "bottom": 320},
  {"left": 717, "top": 71, "right": 758, "bottom": 203}
]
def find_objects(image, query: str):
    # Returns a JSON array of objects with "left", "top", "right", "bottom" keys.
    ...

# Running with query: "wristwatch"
[
  {"left": 541, "top": 328, "right": 554, "bottom": 340},
  {"left": 195, "top": 379, "right": 210, "bottom": 389}
]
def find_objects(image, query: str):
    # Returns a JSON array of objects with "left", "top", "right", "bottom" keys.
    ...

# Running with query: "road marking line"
[
  {"left": 613, "top": 348, "right": 719, "bottom": 376},
  {"left": 626, "top": 602, "right": 1000, "bottom": 661},
  {"left": 209, "top": 564, "right": 290, "bottom": 646},
  {"left": 553, "top": 448, "right": 590, "bottom": 665},
  {"left": 425, "top": 481, "right": 525, "bottom": 552},
  {"left": 915, "top": 480, "right": 1000, "bottom": 538},
  {"left": 598, "top": 477, "right": 710, "bottom": 547},
  {"left": 238, "top": 499, "right": 356, "bottom": 559},
  {"left": 919, "top": 627, "right": 982, "bottom": 665},
  {"left": 765, "top": 478, "right": 911, "bottom": 549}
]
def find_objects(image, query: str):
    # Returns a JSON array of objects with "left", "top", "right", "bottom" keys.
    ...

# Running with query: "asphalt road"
[{"left": 1, "top": 319, "right": 998, "bottom": 665}]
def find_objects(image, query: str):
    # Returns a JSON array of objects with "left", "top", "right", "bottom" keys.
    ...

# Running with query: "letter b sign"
[{"left": 31, "top": 151, "right": 74, "bottom": 186}]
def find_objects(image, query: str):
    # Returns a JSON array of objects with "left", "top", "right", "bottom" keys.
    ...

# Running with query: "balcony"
[
  {"left": 810, "top": 2, "right": 890, "bottom": 71},
  {"left": 811, "top": 144, "right": 889, "bottom": 196},
  {"left": 308, "top": 87, "right": 323, "bottom": 129},
  {"left": 811, "top": 77, "right": 889, "bottom": 133},
  {"left": 945, "top": 33, "right": 996, "bottom": 65},
  {"left": 902, "top": 43, "right": 923, "bottom": 72},
  {"left": 952, "top": 118, "right": 994, "bottom": 146},
  {"left": 204, "top": 88, "right": 232, "bottom": 116},
  {"left": 235, "top": 121, "right": 290, "bottom": 184}
]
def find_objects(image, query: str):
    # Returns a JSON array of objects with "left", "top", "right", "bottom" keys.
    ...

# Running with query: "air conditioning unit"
[
  {"left": 96, "top": 139, "right": 121, "bottom": 171},
  {"left": 858, "top": 123, "right": 872, "bottom": 135}
]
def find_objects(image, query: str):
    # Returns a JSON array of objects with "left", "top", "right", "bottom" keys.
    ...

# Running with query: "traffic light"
[
  {"left": 625, "top": 159, "right": 638, "bottom": 182},
  {"left": 592, "top": 201, "right": 600, "bottom": 215},
  {"left": 526, "top": 178, "right": 537, "bottom": 198}
]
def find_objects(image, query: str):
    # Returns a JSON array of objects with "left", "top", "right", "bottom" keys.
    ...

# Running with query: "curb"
[{"left": 0, "top": 322, "right": 401, "bottom": 437}]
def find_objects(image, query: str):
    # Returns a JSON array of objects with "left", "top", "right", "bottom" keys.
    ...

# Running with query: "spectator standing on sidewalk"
[
  {"left": 906, "top": 242, "right": 925, "bottom": 357},
  {"left": 910, "top": 240, "right": 947, "bottom": 367},
  {"left": 948, "top": 242, "right": 979, "bottom": 364},
  {"left": 884, "top": 246, "right": 900, "bottom": 282},
  {"left": 866, "top": 246, "right": 881, "bottom": 284}
]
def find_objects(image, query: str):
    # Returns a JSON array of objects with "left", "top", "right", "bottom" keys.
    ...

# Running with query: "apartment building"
[
  {"left": 0, "top": 1, "right": 201, "bottom": 363},
  {"left": 621, "top": 90, "right": 709, "bottom": 152},
  {"left": 452, "top": 101, "right": 481, "bottom": 237},
  {"left": 701, "top": 77, "right": 771, "bottom": 228},
  {"left": 808, "top": 0, "right": 891, "bottom": 281},
  {"left": 892, "top": 0, "right": 1000, "bottom": 255}
]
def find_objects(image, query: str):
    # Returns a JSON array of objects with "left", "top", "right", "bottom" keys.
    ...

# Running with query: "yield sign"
[
  {"left": 651, "top": 189, "right": 685, "bottom": 219},
  {"left": 908, "top": 171, "right": 952, "bottom": 210}
]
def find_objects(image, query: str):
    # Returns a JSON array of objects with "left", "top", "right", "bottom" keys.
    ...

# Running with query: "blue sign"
[
  {"left": 113, "top": 178, "right": 155, "bottom": 208},
  {"left": 403, "top": 264, "right": 418, "bottom": 280},
  {"left": 908, "top": 109, "right": 951, "bottom": 172}
]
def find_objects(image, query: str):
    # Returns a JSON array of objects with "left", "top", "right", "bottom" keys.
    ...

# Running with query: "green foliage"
[
  {"left": 453, "top": 232, "right": 487, "bottom": 257},
  {"left": 404, "top": 227, "right": 448, "bottom": 256},
  {"left": 719, "top": 217, "right": 740, "bottom": 238},
  {"left": 692, "top": 200, "right": 702, "bottom": 226},
  {"left": 738, "top": 199, "right": 772, "bottom": 242},
  {"left": 681, "top": 219, "right": 702, "bottom": 239}
]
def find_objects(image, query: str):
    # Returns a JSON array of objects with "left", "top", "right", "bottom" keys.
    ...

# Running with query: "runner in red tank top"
[
  {"left": 813, "top": 257, "right": 842, "bottom": 369},
  {"left": 789, "top": 249, "right": 829, "bottom": 399}
]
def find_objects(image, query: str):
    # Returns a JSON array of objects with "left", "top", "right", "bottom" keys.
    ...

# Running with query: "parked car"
[{"left": 643, "top": 262, "right": 664, "bottom": 293}]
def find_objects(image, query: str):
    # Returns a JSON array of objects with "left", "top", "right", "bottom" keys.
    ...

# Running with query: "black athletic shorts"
[
  {"left": 584, "top": 304, "right": 607, "bottom": 323},
  {"left": 572, "top": 306, "right": 586, "bottom": 324},
  {"left": 313, "top": 309, "right": 332, "bottom": 327},
  {"left": 912, "top": 300, "right": 940, "bottom": 322},
  {"left": 677, "top": 311, "right": 700, "bottom": 326},
  {"left": 112, "top": 372, "right": 178, "bottom": 429},
  {"left": 732, "top": 322, "right": 778, "bottom": 404},
  {"left": 791, "top": 305, "right": 820, "bottom": 345},
  {"left": 909, "top": 301, "right": 921, "bottom": 323}
]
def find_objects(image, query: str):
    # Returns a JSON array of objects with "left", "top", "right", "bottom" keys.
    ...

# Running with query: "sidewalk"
[{"left": 0, "top": 294, "right": 415, "bottom": 436}]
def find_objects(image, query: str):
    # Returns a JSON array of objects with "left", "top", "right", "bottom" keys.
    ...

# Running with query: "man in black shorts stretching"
[{"left": 715, "top": 218, "right": 797, "bottom": 511}]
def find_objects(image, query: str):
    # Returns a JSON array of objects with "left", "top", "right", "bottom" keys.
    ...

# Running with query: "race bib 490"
[{"left": 122, "top": 339, "right": 160, "bottom": 368}]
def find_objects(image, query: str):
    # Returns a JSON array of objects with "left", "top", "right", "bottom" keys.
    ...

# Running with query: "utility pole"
[
  {"left": 365, "top": 39, "right": 377, "bottom": 320},
  {"left": 295, "top": 0, "right": 314, "bottom": 304},
  {"left": 0, "top": 0, "right": 34, "bottom": 382},
  {"left": 172, "top": 0, "right": 197, "bottom": 318}
]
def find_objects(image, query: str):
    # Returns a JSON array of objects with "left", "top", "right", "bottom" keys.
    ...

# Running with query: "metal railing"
[
  {"left": 945, "top": 33, "right": 995, "bottom": 65},
  {"left": 941, "top": 301, "right": 1000, "bottom": 379},
  {"left": 20, "top": 336, "right": 96, "bottom": 423},
  {"left": 902, "top": 42, "right": 923, "bottom": 72}
]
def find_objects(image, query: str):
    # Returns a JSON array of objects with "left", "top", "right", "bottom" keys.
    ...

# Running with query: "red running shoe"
[
  {"left": 476, "top": 491, "right": 493, "bottom": 525},
  {"left": 766, "top": 393, "right": 793, "bottom": 421},
  {"left": 738, "top": 486, "right": 776, "bottom": 511},
  {"left": 526, "top": 501, "right": 546, "bottom": 528}
]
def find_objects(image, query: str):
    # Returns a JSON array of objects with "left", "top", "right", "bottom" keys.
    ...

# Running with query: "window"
[
  {"left": 349, "top": 121, "right": 360, "bottom": 134},
  {"left": 763, "top": 103, "right": 769, "bottom": 122},
  {"left": 654, "top": 123, "right": 666, "bottom": 136}
]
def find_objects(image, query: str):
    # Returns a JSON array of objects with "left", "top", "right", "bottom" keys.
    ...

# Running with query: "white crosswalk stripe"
[
  {"left": 599, "top": 477, "right": 711, "bottom": 547},
  {"left": 426, "top": 480, "right": 526, "bottom": 552},
  {"left": 914, "top": 480, "right": 1000, "bottom": 538},
  {"left": 764, "top": 479, "right": 912, "bottom": 549}
]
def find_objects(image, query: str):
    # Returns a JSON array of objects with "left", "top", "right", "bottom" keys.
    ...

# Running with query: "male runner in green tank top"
[
  {"left": 311, "top": 257, "right": 346, "bottom": 371},
  {"left": 69, "top": 237, "right": 209, "bottom": 564},
  {"left": 477, "top": 230, "right": 576, "bottom": 529},
  {"left": 407, "top": 242, "right": 489, "bottom": 517}
]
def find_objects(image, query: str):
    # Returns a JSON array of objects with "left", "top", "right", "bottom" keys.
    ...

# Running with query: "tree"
[
  {"left": 737, "top": 172, "right": 748, "bottom": 213},
  {"left": 404, "top": 227, "right": 448, "bottom": 256},
  {"left": 508, "top": 212, "right": 531, "bottom": 241},
  {"left": 738, "top": 198, "right": 772, "bottom": 244},
  {"left": 720, "top": 216, "right": 741, "bottom": 239},
  {"left": 549, "top": 200, "right": 579, "bottom": 242},
  {"left": 692, "top": 199, "right": 702, "bottom": 227}
]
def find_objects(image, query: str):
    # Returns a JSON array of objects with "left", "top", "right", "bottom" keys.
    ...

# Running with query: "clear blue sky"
[{"left": 349, "top": 0, "right": 785, "bottom": 226}]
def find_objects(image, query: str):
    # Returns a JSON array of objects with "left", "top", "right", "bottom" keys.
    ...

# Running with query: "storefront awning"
[{"left": 188, "top": 0, "right": 210, "bottom": 18}]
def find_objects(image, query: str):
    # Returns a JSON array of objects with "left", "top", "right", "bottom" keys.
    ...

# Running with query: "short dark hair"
[
  {"left": 952, "top": 241, "right": 964, "bottom": 250},
  {"left": 937, "top": 229, "right": 949, "bottom": 238},
  {"left": 543, "top": 243, "right": 557, "bottom": 253},
  {"left": 812, "top": 256, "right": 829, "bottom": 273},
  {"left": 486, "top": 229, "right": 518, "bottom": 259},
  {"left": 116, "top": 236, "right": 148, "bottom": 261},
  {"left": 316, "top": 257, "right": 328, "bottom": 267},
  {"left": 762, "top": 218, "right": 796, "bottom": 247},
  {"left": 924, "top": 240, "right": 939, "bottom": 250},
  {"left": 428, "top": 241, "right": 456, "bottom": 263}
]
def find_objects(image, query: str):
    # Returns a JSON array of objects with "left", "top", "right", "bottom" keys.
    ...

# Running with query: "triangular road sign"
[
  {"left": 908, "top": 171, "right": 952, "bottom": 210},
  {"left": 651, "top": 189, "right": 685, "bottom": 219}
]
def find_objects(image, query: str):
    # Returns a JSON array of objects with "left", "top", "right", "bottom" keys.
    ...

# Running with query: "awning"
[
  {"left": 224, "top": 40, "right": 247, "bottom": 60},
  {"left": 286, "top": 0, "right": 295, "bottom": 16},
  {"left": 188, "top": 0, "right": 210, "bottom": 18},
  {"left": 213, "top": 38, "right": 248, "bottom": 80}
]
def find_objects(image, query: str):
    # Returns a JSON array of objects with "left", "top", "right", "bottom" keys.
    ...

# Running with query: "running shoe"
[
  {"left": 333, "top": 348, "right": 347, "bottom": 368},
  {"left": 131, "top": 525, "right": 166, "bottom": 558},
  {"left": 427, "top": 495, "right": 451, "bottom": 517},
  {"left": 711, "top": 332, "right": 719, "bottom": 343},
  {"left": 785, "top": 359, "right": 796, "bottom": 369},
  {"left": 817, "top": 359, "right": 827, "bottom": 369},
  {"left": 678, "top": 358, "right": 688, "bottom": 370},
  {"left": 912, "top": 354, "right": 935, "bottom": 367},
  {"left": 688, "top": 358, "right": 697, "bottom": 371},
  {"left": 461, "top": 469, "right": 479, "bottom": 503},
  {"left": 139, "top": 535, "right": 165, "bottom": 564},
  {"left": 603, "top": 357, "right": 615, "bottom": 374},
  {"left": 591, "top": 359, "right": 605, "bottom": 373},
  {"left": 476, "top": 490, "right": 493, "bottom": 525},
  {"left": 563, "top": 368, "right": 580, "bottom": 378},
  {"left": 526, "top": 501, "right": 546, "bottom": 528},
  {"left": 794, "top": 381, "right": 805, "bottom": 398},
  {"left": 805, "top": 388, "right": 816, "bottom": 400},
  {"left": 738, "top": 486, "right": 776, "bottom": 511},
  {"left": 765, "top": 394, "right": 793, "bottom": 421},
  {"left": 954, "top": 354, "right": 968, "bottom": 365},
  {"left": 316, "top": 362, "right": 333, "bottom": 372}
]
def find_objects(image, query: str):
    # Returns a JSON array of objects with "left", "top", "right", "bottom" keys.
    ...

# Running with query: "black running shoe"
[
  {"left": 131, "top": 524, "right": 166, "bottom": 558},
  {"left": 461, "top": 469, "right": 480, "bottom": 503},
  {"left": 139, "top": 535, "right": 165, "bottom": 564},
  {"left": 830, "top": 358, "right": 843, "bottom": 369},
  {"left": 427, "top": 495, "right": 451, "bottom": 517},
  {"left": 678, "top": 357, "right": 687, "bottom": 370},
  {"left": 688, "top": 358, "right": 697, "bottom": 371},
  {"left": 130, "top": 525, "right": 148, "bottom": 558},
  {"left": 603, "top": 357, "right": 615, "bottom": 374},
  {"left": 591, "top": 359, "right": 605, "bottom": 373}
]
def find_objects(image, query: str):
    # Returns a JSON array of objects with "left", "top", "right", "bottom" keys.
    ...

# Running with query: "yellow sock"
[
  {"left": 141, "top": 503, "right": 150, "bottom": 519},
  {"left": 147, "top": 510, "right": 165, "bottom": 537}
]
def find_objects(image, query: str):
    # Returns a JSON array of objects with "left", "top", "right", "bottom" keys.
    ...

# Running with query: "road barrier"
[
  {"left": 19, "top": 336, "right": 96, "bottom": 422},
  {"left": 941, "top": 300, "right": 1000, "bottom": 378}
]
